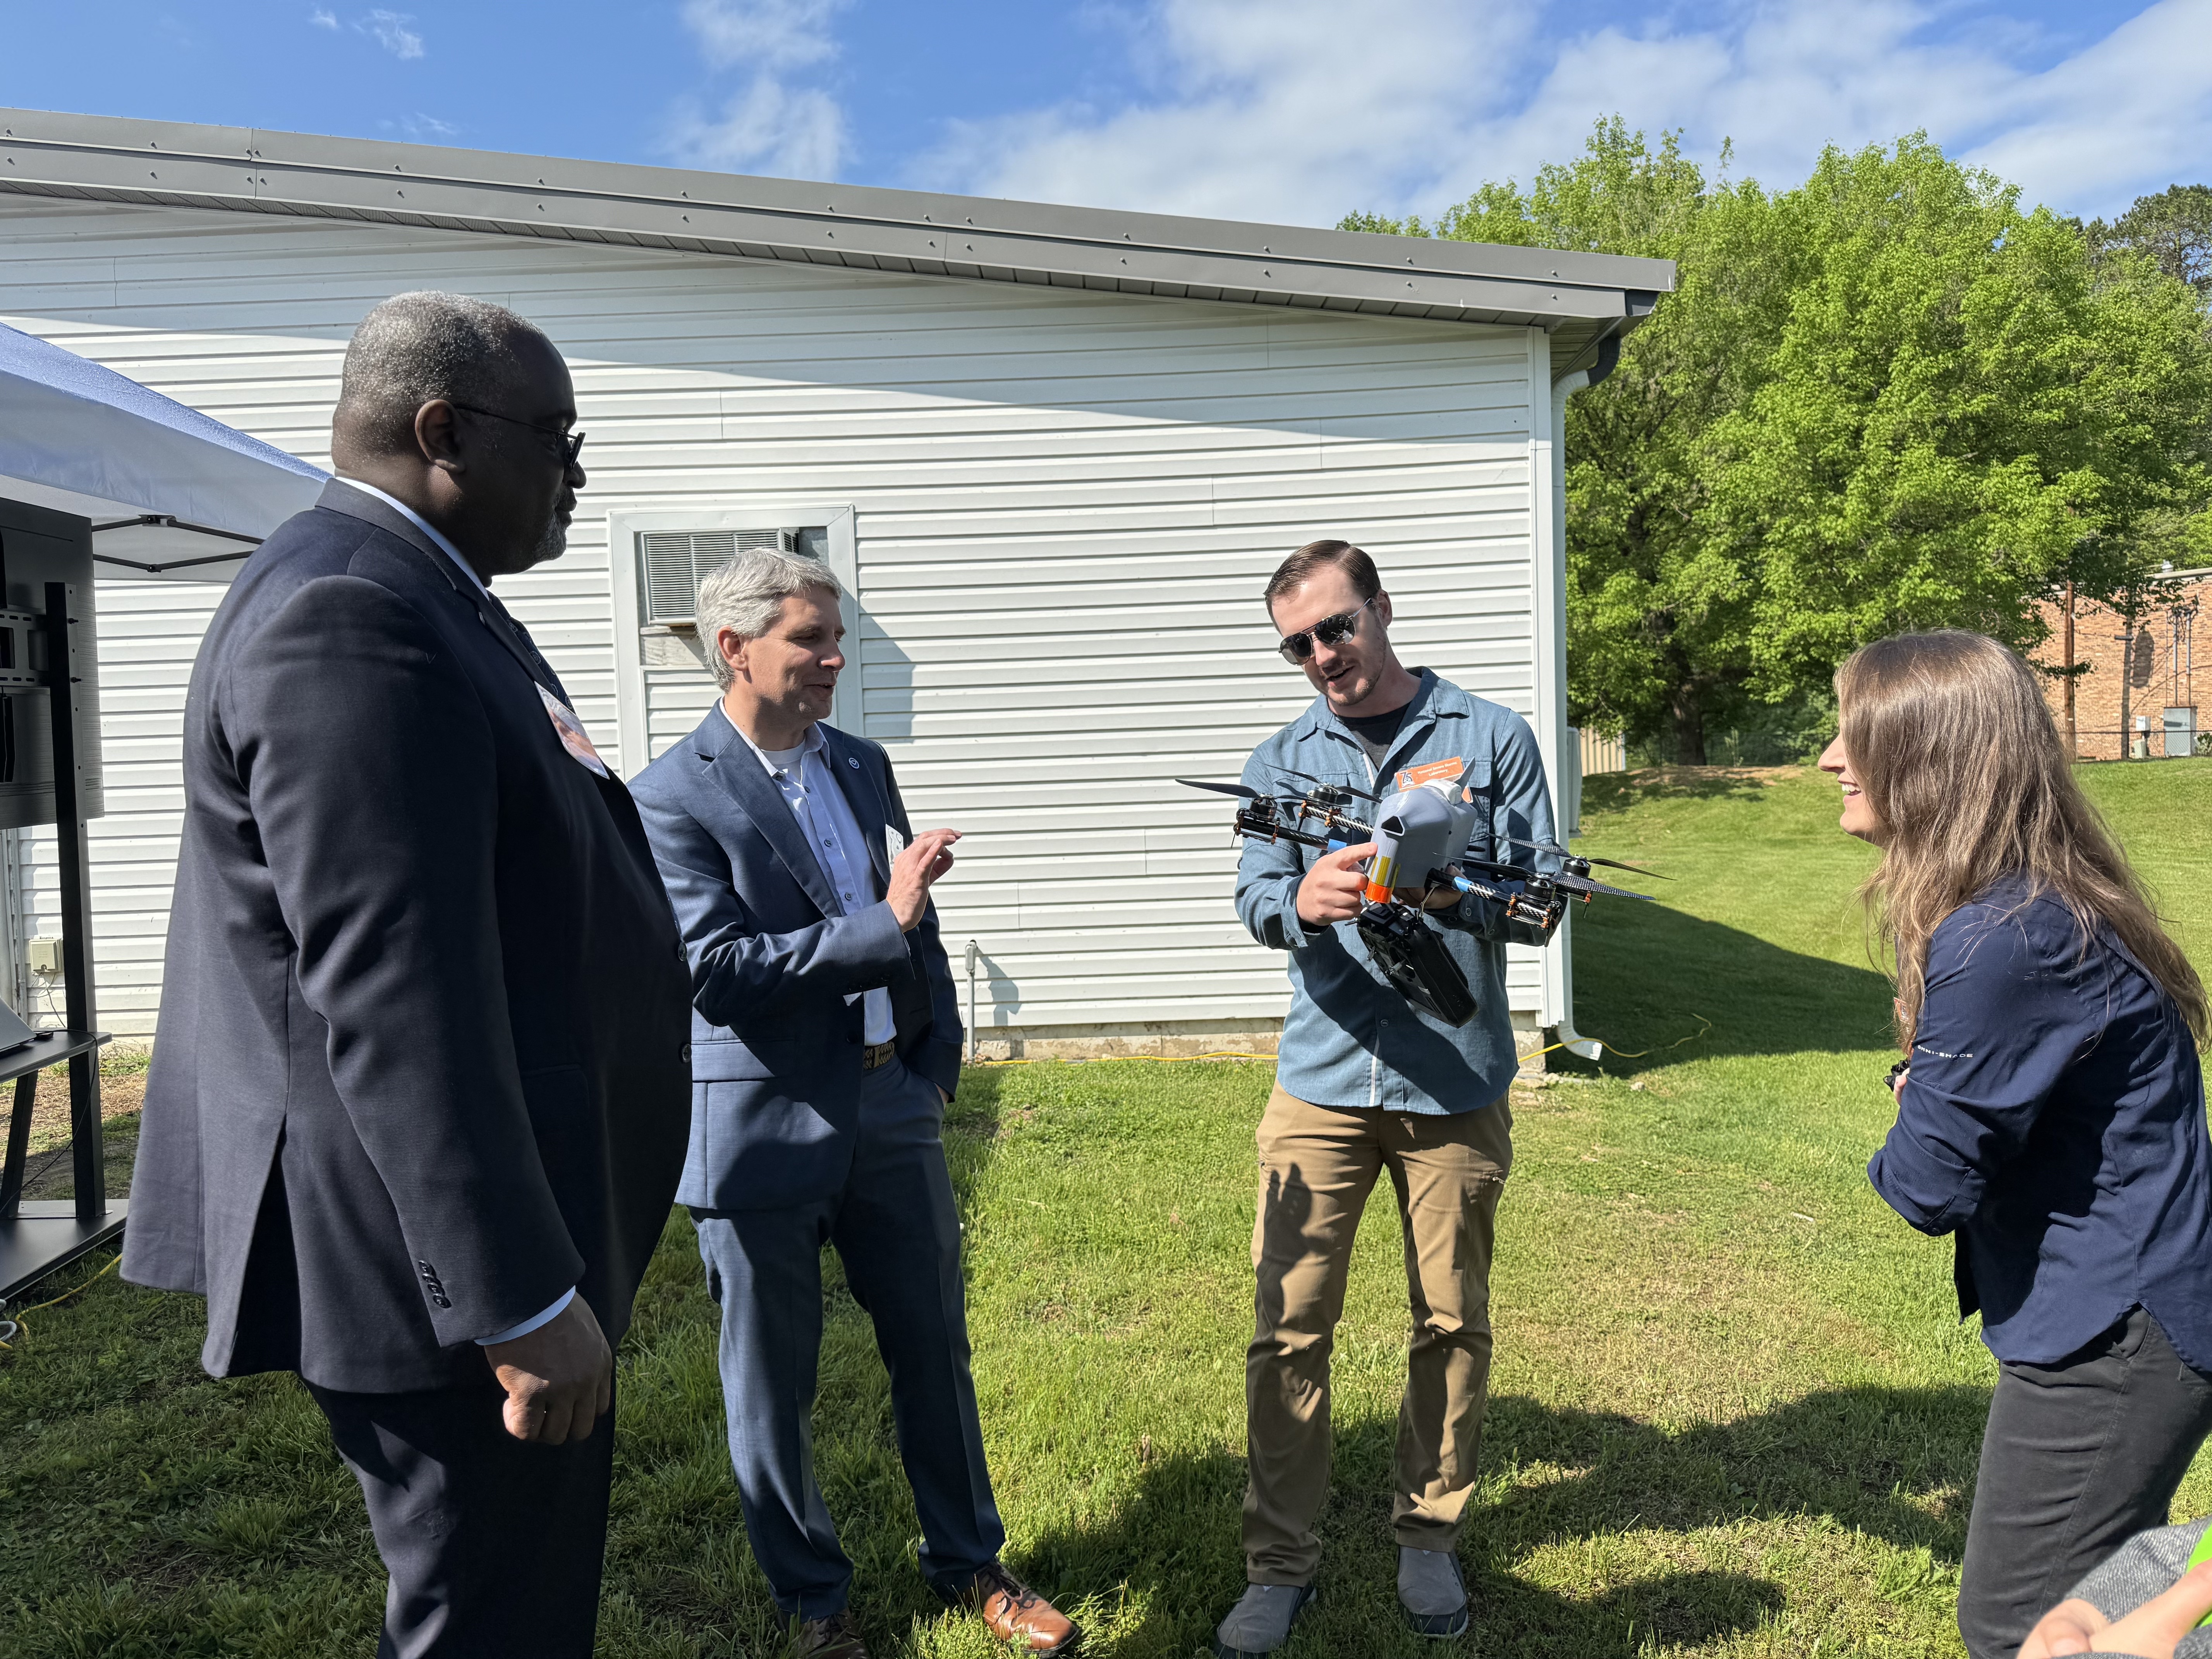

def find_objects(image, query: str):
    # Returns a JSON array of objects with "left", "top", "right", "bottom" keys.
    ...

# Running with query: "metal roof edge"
[{"left": 0, "top": 107, "right": 1674, "bottom": 330}]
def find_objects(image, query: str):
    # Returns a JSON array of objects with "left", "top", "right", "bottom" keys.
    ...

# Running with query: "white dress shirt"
[
  {"left": 718, "top": 705, "right": 896, "bottom": 1045},
  {"left": 330, "top": 476, "right": 490, "bottom": 596}
]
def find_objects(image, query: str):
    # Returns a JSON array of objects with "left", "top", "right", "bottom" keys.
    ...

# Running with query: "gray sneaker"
[
  {"left": 1210, "top": 1582, "right": 1316, "bottom": 1657},
  {"left": 1398, "top": 1547, "right": 1468, "bottom": 1639}
]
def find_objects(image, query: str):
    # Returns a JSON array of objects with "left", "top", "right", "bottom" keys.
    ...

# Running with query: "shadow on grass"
[
  {"left": 1013, "top": 1448, "right": 1785, "bottom": 1657},
  {"left": 1011, "top": 1382, "right": 1986, "bottom": 1657},
  {"left": 1582, "top": 768, "right": 1798, "bottom": 811},
  {"left": 943, "top": 1064, "right": 1014, "bottom": 1148},
  {"left": 1566, "top": 896, "right": 1895, "bottom": 1074},
  {"left": 1474, "top": 1384, "right": 1985, "bottom": 1560}
]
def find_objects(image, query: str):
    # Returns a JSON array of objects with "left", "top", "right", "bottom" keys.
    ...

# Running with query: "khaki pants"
[{"left": 1242, "top": 1084, "right": 1511, "bottom": 1583}]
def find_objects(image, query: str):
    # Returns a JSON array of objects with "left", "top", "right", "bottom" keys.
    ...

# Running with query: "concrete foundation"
[{"left": 963, "top": 1015, "right": 1554, "bottom": 1065}]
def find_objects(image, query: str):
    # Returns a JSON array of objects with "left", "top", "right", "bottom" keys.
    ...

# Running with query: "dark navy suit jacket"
[
  {"left": 1870, "top": 878, "right": 2212, "bottom": 1370},
  {"left": 122, "top": 479, "right": 693, "bottom": 1392},
  {"left": 630, "top": 708, "right": 964, "bottom": 1212}
]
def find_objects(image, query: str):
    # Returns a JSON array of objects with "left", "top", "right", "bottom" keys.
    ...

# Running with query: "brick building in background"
[{"left": 2031, "top": 569, "right": 2211, "bottom": 760}]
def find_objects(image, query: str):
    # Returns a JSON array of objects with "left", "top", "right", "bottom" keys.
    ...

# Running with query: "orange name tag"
[
  {"left": 1395, "top": 757, "right": 1467, "bottom": 797},
  {"left": 539, "top": 685, "right": 610, "bottom": 778}
]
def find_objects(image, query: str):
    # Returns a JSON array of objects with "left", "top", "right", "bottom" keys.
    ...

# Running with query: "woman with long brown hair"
[{"left": 1819, "top": 630, "right": 2212, "bottom": 1659}]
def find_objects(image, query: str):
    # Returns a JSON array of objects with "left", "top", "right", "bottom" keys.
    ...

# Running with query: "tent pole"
[{"left": 43, "top": 582, "right": 102, "bottom": 1223}]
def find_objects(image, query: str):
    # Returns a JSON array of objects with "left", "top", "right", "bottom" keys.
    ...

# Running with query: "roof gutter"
[
  {"left": 1550, "top": 325, "right": 1626, "bottom": 389},
  {"left": 0, "top": 108, "right": 1673, "bottom": 336}
]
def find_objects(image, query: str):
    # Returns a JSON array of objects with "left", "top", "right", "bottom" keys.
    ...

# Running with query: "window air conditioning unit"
[{"left": 638, "top": 526, "right": 832, "bottom": 630}]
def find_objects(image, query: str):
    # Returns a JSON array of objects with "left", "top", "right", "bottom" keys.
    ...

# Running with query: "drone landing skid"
[{"left": 1357, "top": 900, "right": 1479, "bottom": 1027}]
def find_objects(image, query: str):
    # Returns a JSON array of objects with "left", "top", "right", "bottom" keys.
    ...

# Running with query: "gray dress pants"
[{"left": 1959, "top": 1307, "right": 2212, "bottom": 1659}]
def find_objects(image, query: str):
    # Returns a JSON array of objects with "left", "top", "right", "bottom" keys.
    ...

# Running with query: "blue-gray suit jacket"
[{"left": 630, "top": 709, "right": 965, "bottom": 1211}]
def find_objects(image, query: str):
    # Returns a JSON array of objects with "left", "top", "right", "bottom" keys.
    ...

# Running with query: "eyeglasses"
[
  {"left": 1276, "top": 596, "right": 1374, "bottom": 663},
  {"left": 450, "top": 402, "right": 587, "bottom": 468}
]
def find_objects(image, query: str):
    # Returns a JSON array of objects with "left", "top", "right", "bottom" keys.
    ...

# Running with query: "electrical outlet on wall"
[{"left": 28, "top": 936, "right": 62, "bottom": 975}]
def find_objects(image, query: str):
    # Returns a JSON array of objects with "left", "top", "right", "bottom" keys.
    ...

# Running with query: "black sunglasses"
[
  {"left": 450, "top": 402, "right": 587, "bottom": 468},
  {"left": 1276, "top": 596, "right": 1374, "bottom": 663}
]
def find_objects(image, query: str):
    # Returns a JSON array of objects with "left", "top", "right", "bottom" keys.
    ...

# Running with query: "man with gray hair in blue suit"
[{"left": 630, "top": 550, "right": 1078, "bottom": 1659}]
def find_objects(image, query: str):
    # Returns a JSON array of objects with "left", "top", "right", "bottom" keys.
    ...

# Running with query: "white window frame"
[{"left": 606, "top": 506, "right": 860, "bottom": 777}]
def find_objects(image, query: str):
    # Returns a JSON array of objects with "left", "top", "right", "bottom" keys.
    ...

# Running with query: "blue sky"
[{"left": 0, "top": 1, "right": 2204, "bottom": 227}]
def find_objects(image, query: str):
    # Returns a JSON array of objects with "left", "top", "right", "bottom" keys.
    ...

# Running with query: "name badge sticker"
[
  {"left": 538, "top": 685, "right": 610, "bottom": 778},
  {"left": 1396, "top": 756, "right": 1470, "bottom": 800}
]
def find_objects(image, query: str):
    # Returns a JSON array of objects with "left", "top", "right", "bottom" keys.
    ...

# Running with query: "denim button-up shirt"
[{"left": 1235, "top": 670, "right": 1556, "bottom": 1115}]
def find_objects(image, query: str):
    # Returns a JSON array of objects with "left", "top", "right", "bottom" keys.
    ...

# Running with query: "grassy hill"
[{"left": 7, "top": 761, "right": 2212, "bottom": 1657}]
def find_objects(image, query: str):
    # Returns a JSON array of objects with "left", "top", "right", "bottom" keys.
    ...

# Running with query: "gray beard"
[{"left": 531, "top": 517, "right": 568, "bottom": 564}]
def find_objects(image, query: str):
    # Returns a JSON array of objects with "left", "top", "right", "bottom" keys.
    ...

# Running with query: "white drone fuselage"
[{"left": 1360, "top": 775, "right": 1482, "bottom": 903}]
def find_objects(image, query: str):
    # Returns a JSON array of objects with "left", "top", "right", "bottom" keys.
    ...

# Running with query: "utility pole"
[
  {"left": 2063, "top": 579, "right": 2077, "bottom": 757},
  {"left": 2118, "top": 619, "right": 2136, "bottom": 760}
]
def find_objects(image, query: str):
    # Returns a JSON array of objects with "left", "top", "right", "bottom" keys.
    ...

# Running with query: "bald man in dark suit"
[{"left": 124, "top": 292, "right": 692, "bottom": 1657}]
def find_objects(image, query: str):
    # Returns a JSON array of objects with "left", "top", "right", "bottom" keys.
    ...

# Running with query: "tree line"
[{"left": 1343, "top": 124, "right": 2212, "bottom": 764}]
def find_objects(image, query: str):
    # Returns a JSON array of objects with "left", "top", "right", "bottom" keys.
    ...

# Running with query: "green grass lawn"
[{"left": 9, "top": 760, "right": 2212, "bottom": 1657}]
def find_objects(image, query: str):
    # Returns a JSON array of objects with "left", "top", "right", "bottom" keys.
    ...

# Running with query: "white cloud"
[
  {"left": 400, "top": 113, "right": 459, "bottom": 141},
  {"left": 358, "top": 9, "right": 424, "bottom": 61},
  {"left": 668, "top": 0, "right": 851, "bottom": 179},
  {"left": 309, "top": 8, "right": 338, "bottom": 29},
  {"left": 924, "top": 0, "right": 1516, "bottom": 222},
  {"left": 912, "top": 0, "right": 2212, "bottom": 227},
  {"left": 670, "top": 79, "right": 846, "bottom": 179},
  {"left": 682, "top": 0, "right": 844, "bottom": 73},
  {"left": 1962, "top": 1, "right": 2212, "bottom": 213}
]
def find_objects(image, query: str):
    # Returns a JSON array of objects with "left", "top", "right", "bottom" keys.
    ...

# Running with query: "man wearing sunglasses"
[{"left": 1211, "top": 540, "right": 1557, "bottom": 1658}]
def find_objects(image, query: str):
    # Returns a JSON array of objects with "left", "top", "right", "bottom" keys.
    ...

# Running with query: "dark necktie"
[{"left": 482, "top": 589, "right": 566, "bottom": 702}]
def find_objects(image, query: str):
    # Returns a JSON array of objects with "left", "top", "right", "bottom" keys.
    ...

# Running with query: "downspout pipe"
[{"left": 1543, "top": 328, "right": 1622, "bottom": 1065}]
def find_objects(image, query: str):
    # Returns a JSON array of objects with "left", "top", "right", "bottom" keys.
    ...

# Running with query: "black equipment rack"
[{"left": 0, "top": 580, "right": 115, "bottom": 1303}]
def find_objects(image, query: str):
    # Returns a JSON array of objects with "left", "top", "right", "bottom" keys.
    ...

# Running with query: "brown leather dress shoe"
[
  {"left": 795, "top": 1611, "right": 871, "bottom": 1659},
  {"left": 961, "top": 1560, "right": 1081, "bottom": 1654}
]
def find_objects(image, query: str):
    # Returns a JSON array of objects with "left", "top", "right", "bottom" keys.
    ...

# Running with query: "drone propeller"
[
  {"left": 1271, "top": 766, "right": 1383, "bottom": 803},
  {"left": 1501, "top": 834, "right": 1667, "bottom": 878},
  {"left": 1552, "top": 870, "right": 1659, "bottom": 902},
  {"left": 1176, "top": 778, "right": 1262, "bottom": 800},
  {"left": 1584, "top": 856, "right": 1667, "bottom": 878}
]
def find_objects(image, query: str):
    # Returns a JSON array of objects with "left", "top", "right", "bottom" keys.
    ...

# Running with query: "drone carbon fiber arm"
[
  {"left": 1431, "top": 716, "right": 1559, "bottom": 944},
  {"left": 1232, "top": 749, "right": 1333, "bottom": 951}
]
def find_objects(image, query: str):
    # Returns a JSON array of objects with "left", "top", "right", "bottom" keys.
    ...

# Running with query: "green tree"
[
  {"left": 1349, "top": 120, "right": 1802, "bottom": 761},
  {"left": 2086, "top": 184, "right": 2212, "bottom": 299},
  {"left": 1346, "top": 130, "right": 2212, "bottom": 761},
  {"left": 1711, "top": 141, "right": 2212, "bottom": 699}
]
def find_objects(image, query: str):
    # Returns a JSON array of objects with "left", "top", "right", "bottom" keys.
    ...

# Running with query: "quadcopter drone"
[{"left": 1178, "top": 759, "right": 1661, "bottom": 1028}]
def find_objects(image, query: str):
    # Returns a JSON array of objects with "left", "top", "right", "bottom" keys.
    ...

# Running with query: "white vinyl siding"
[{"left": 0, "top": 196, "right": 1550, "bottom": 1037}]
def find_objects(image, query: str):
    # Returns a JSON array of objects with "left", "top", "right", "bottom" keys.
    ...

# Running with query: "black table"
[{"left": 0, "top": 1029, "right": 117, "bottom": 1303}]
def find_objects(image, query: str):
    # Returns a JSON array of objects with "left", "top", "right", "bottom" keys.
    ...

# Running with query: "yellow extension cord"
[
  {"left": 0, "top": 1249, "right": 119, "bottom": 1350},
  {"left": 1519, "top": 1013, "right": 1714, "bottom": 1064},
  {"left": 967, "top": 1049, "right": 1276, "bottom": 1068}
]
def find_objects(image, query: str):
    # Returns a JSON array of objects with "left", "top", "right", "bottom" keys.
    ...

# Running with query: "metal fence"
[
  {"left": 2069, "top": 728, "right": 2212, "bottom": 761},
  {"left": 1578, "top": 727, "right": 1628, "bottom": 777}
]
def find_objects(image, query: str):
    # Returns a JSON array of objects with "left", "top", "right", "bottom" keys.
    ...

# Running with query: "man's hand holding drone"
[
  {"left": 1295, "top": 841, "right": 1374, "bottom": 926},
  {"left": 1297, "top": 843, "right": 1467, "bottom": 927}
]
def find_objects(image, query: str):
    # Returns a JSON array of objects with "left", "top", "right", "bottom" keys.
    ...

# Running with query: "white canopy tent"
[
  {"left": 0, "top": 322, "right": 323, "bottom": 1295},
  {"left": 0, "top": 321, "right": 325, "bottom": 581}
]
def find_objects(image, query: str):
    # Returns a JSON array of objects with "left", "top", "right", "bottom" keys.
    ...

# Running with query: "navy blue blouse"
[{"left": 1867, "top": 878, "right": 2212, "bottom": 1370}]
